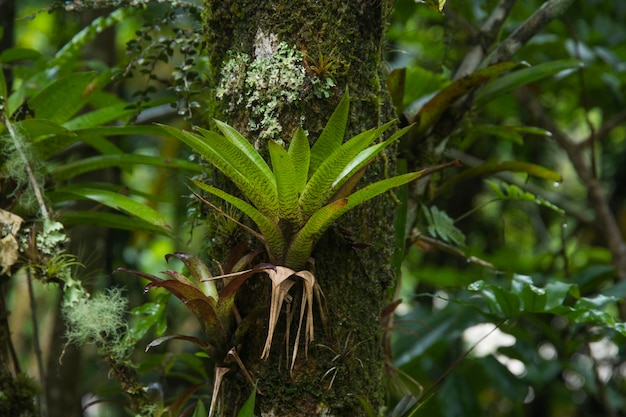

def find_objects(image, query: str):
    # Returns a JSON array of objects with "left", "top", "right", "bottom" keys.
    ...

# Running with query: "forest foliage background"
[{"left": 2, "top": 0, "right": 626, "bottom": 416}]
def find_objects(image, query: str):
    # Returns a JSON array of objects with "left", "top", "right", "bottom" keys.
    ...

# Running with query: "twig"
[
  {"left": 410, "top": 230, "right": 494, "bottom": 268},
  {"left": 483, "top": 0, "right": 577, "bottom": 66},
  {"left": 577, "top": 109, "right": 626, "bottom": 150},
  {"left": 454, "top": 0, "right": 518, "bottom": 79}
]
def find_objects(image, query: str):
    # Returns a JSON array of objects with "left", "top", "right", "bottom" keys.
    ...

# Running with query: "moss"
[
  {"left": 0, "top": 370, "right": 40, "bottom": 417},
  {"left": 203, "top": 0, "right": 395, "bottom": 414}
]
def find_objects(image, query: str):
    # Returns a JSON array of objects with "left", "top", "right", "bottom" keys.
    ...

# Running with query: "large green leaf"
[
  {"left": 288, "top": 170, "right": 425, "bottom": 268},
  {"left": 161, "top": 124, "right": 278, "bottom": 217},
  {"left": 51, "top": 185, "right": 171, "bottom": 230},
  {"left": 28, "top": 72, "right": 96, "bottom": 124},
  {"left": 50, "top": 154, "right": 202, "bottom": 181},
  {"left": 269, "top": 140, "right": 302, "bottom": 226},
  {"left": 299, "top": 120, "right": 395, "bottom": 218},
  {"left": 309, "top": 90, "right": 350, "bottom": 176},
  {"left": 59, "top": 210, "right": 171, "bottom": 236},
  {"left": 475, "top": 59, "right": 582, "bottom": 107}
]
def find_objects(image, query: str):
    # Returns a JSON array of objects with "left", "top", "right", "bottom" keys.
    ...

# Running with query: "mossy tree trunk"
[{"left": 203, "top": 1, "right": 398, "bottom": 415}]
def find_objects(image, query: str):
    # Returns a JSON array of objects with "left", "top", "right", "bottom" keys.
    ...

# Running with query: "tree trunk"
[{"left": 203, "top": 1, "right": 397, "bottom": 415}]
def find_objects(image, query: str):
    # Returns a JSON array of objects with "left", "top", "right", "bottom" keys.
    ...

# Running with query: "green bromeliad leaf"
[
  {"left": 299, "top": 120, "right": 395, "bottom": 218},
  {"left": 269, "top": 140, "right": 302, "bottom": 226},
  {"left": 309, "top": 90, "right": 350, "bottom": 176},
  {"left": 159, "top": 124, "right": 279, "bottom": 218},
  {"left": 331, "top": 125, "right": 411, "bottom": 191},
  {"left": 190, "top": 179, "right": 285, "bottom": 261},
  {"left": 288, "top": 127, "right": 311, "bottom": 194},
  {"left": 287, "top": 170, "right": 426, "bottom": 268}
]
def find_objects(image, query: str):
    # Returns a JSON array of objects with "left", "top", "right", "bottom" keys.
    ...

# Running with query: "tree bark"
[{"left": 203, "top": 1, "right": 397, "bottom": 415}]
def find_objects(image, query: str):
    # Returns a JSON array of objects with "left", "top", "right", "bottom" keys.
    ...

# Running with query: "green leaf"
[
  {"left": 332, "top": 125, "right": 411, "bottom": 191},
  {"left": 439, "top": 161, "right": 562, "bottom": 193},
  {"left": 192, "top": 400, "right": 208, "bottom": 417},
  {"left": 28, "top": 72, "right": 97, "bottom": 124},
  {"left": 236, "top": 387, "right": 256, "bottom": 417},
  {"left": 63, "top": 103, "right": 137, "bottom": 130},
  {"left": 51, "top": 185, "right": 171, "bottom": 230},
  {"left": 485, "top": 180, "right": 565, "bottom": 215},
  {"left": 300, "top": 120, "right": 395, "bottom": 217},
  {"left": 422, "top": 205, "right": 465, "bottom": 245},
  {"left": 288, "top": 127, "right": 311, "bottom": 193},
  {"left": 354, "top": 395, "right": 378, "bottom": 417},
  {"left": 392, "top": 159, "right": 409, "bottom": 278},
  {"left": 49, "top": 154, "right": 202, "bottom": 181},
  {"left": 475, "top": 59, "right": 582, "bottom": 107},
  {"left": 190, "top": 179, "right": 285, "bottom": 260},
  {"left": 75, "top": 125, "right": 168, "bottom": 138},
  {"left": 288, "top": 170, "right": 425, "bottom": 268},
  {"left": 309, "top": 90, "right": 350, "bottom": 176},
  {"left": 212, "top": 119, "right": 276, "bottom": 189},
  {"left": 269, "top": 140, "right": 302, "bottom": 226},
  {"left": 0, "top": 63, "right": 6, "bottom": 99},
  {"left": 414, "top": 61, "right": 522, "bottom": 133},
  {"left": 128, "top": 295, "right": 169, "bottom": 340},
  {"left": 15, "top": 119, "right": 76, "bottom": 141},
  {"left": 59, "top": 211, "right": 171, "bottom": 235},
  {"left": 0, "top": 47, "right": 42, "bottom": 63},
  {"left": 161, "top": 124, "right": 278, "bottom": 217}
]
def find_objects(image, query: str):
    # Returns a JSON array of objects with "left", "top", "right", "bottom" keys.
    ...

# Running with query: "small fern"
[{"left": 421, "top": 205, "right": 466, "bottom": 246}]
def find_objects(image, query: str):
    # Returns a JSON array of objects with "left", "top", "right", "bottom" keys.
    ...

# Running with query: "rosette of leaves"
[
  {"left": 116, "top": 251, "right": 270, "bottom": 417},
  {"left": 160, "top": 91, "right": 433, "bottom": 270}
]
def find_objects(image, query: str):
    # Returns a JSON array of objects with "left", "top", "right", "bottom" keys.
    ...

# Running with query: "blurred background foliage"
[{"left": 2, "top": 0, "right": 626, "bottom": 416}]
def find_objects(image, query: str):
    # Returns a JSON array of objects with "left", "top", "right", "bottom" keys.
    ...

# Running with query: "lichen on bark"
[{"left": 202, "top": 1, "right": 396, "bottom": 415}]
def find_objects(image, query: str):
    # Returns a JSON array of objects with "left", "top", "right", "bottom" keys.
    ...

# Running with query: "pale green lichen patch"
[
  {"left": 63, "top": 287, "right": 132, "bottom": 362},
  {"left": 216, "top": 29, "right": 334, "bottom": 145}
]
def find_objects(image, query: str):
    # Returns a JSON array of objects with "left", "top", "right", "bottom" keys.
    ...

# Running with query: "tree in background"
[{"left": 2, "top": 1, "right": 626, "bottom": 416}]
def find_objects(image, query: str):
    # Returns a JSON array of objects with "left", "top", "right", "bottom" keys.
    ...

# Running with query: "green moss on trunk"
[{"left": 202, "top": 1, "right": 396, "bottom": 415}]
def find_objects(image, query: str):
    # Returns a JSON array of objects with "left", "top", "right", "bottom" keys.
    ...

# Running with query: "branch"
[
  {"left": 577, "top": 109, "right": 626, "bottom": 149},
  {"left": 483, "top": 0, "right": 576, "bottom": 66},
  {"left": 454, "top": 0, "right": 518, "bottom": 79},
  {"left": 514, "top": 88, "right": 626, "bottom": 287}
]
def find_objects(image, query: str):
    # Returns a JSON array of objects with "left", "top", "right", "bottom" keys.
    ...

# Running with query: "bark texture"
[{"left": 203, "top": 1, "right": 397, "bottom": 415}]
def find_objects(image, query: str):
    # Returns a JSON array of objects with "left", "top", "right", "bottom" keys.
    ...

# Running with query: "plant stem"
[
  {"left": 27, "top": 269, "right": 48, "bottom": 417},
  {"left": 3, "top": 117, "right": 49, "bottom": 218}
]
